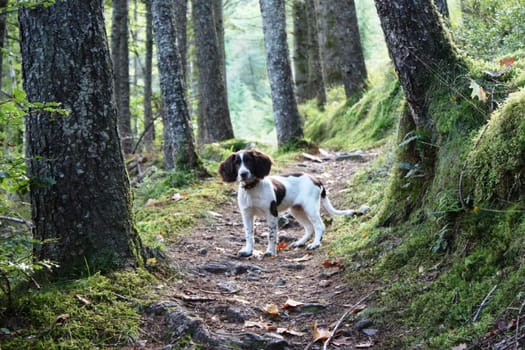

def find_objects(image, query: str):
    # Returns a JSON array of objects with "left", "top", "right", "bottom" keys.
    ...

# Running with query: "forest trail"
[{"left": 140, "top": 149, "right": 381, "bottom": 350}]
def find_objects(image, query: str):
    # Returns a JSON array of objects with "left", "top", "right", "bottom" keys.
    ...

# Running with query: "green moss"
[
  {"left": 1, "top": 269, "right": 156, "bottom": 350},
  {"left": 466, "top": 89, "right": 525, "bottom": 204}
]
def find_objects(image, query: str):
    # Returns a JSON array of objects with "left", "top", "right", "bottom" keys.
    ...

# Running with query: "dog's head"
[{"left": 219, "top": 150, "right": 273, "bottom": 184}]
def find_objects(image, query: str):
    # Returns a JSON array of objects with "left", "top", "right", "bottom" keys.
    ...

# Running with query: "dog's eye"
[{"left": 234, "top": 156, "right": 241, "bottom": 165}]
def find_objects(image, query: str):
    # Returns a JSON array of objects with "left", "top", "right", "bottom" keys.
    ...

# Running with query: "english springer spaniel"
[{"left": 219, "top": 149, "right": 364, "bottom": 257}]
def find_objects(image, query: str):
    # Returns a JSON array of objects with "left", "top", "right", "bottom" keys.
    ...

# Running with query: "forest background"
[{"left": 0, "top": 0, "right": 524, "bottom": 349}]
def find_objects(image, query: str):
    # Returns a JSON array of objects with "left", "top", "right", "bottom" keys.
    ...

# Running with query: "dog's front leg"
[
  {"left": 239, "top": 209, "right": 254, "bottom": 257},
  {"left": 264, "top": 215, "right": 278, "bottom": 257}
]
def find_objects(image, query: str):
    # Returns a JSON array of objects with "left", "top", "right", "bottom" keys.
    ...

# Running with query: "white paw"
[
  {"left": 291, "top": 241, "right": 306, "bottom": 248},
  {"left": 306, "top": 242, "right": 320, "bottom": 250},
  {"left": 264, "top": 249, "right": 276, "bottom": 257},
  {"left": 238, "top": 248, "right": 253, "bottom": 257}
]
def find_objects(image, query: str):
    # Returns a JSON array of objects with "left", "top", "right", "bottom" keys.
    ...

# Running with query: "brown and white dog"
[{"left": 219, "top": 149, "right": 363, "bottom": 257}]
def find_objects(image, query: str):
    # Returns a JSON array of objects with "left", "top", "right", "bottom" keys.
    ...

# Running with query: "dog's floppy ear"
[
  {"left": 219, "top": 153, "right": 238, "bottom": 182},
  {"left": 251, "top": 150, "right": 272, "bottom": 179}
]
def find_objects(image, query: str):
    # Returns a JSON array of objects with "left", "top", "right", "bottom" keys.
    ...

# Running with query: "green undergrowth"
[
  {"left": 1, "top": 269, "right": 156, "bottom": 350},
  {"left": 314, "top": 61, "right": 525, "bottom": 348},
  {"left": 302, "top": 69, "right": 403, "bottom": 151}
]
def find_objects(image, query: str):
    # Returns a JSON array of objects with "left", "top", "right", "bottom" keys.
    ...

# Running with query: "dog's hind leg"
[
  {"left": 303, "top": 206, "right": 326, "bottom": 250},
  {"left": 290, "top": 205, "right": 314, "bottom": 248},
  {"left": 239, "top": 209, "right": 255, "bottom": 257}
]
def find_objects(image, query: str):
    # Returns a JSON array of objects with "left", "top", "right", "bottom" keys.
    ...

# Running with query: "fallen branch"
[
  {"left": 473, "top": 284, "right": 498, "bottom": 322},
  {"left": 0, "top": 215, "right": 33, "bottom": 228}
]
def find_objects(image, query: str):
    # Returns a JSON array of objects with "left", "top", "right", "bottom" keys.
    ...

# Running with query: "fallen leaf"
[
  {"left": 352, "top": 304, "right": 367, "bottom": 314},
  {"left": 322, "top": 260, "right": 345, "bottom": 270},
  {"left": 451, "top": 344, "right": 467, "bottom": 350},
  {"left": 75, "top": 294, "right": 92, "bottom": 306},
  {"left": 283, "top": 298, "right": 304, "bottom": 309},
  {"left": 277, "top": 241, "right": 288, "bottom": 250},
  {"left": 277, "top": 327, "right": 306, "bottom": 337},
  {"left": 312, "top": 321, "right": 331, "bottom": 343},
  {"left": 263, "top": 303, "right": 280, "bottom": 316},
  {"left": 54, "top": 313, "right": 70, "bottom": 326},
  {"left": 499, "top": 57, "right": 515, "bottom": 67},
  {"left": 469, "top": 79, "right": 488, "bottom": 103},
  {"left": 286, "top": 254, "right": 312, "bottom": 263},
  {"left": 171, "top": 193, "right": 188, "bottom": 201},
  {"left": 146, "top": 257, "right": 157, "bottom": 266}
]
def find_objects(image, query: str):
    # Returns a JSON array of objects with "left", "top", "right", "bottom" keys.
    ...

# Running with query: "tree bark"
[
  {"left": 333, "top": 0, "right": 367, "bottom": 97},
  {"left": 192, "top": 0, "right": 234, "bottom": 145},
  {"left": 259, "top": 0, "right": 304, "bottom": 147},
  {"left": 143, "top": 0, "right": 154, "bottom": 152},
  {"left": 374, "top": 0, "right": 460, "bottom": 131},
  {"left": 0, "top": 0, "right": 8, "bottom": 88},
  {"left": 112, "top": 0, "right": 133, "bottom": 154},
  {"left": 152, "top": 0, "right": 201, "bottom": 171},
  {"left": 305, "top": 0, "right": 326, "bottom": 107},
  {"left": 315, "top": 0, "right": 341, "bottom": 87},
  {"left": 173, "top": 0, "right": 188, "bottom": 82},
  {"left": 19, "top": 0, "right": 142, "bottom": 276},
  {"left": 434, "top": 0, "right": 449, "bottom": 17},
  {"left": 292, "top": 0, "right": 310, "bottom": 103}
]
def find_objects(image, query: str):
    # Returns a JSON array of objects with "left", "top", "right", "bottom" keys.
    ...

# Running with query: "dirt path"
[{"left": 142, "top": 149, "right": 380, "bottom": 349}]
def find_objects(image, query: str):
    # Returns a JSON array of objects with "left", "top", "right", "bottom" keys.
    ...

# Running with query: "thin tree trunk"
[
  {"left": 315, "top": 0, "right": 341, "bottom": 87},
  {"left": 152, "top": 0, "right": 202, "bottom": 171},
  {"left": 259, "top": 0, "right": 304, "bottom": 147},
  {"left": 19, "top": 0, "right": 143, "bottom": 276},
  {"left": 333, "top": 0, "right": 367, "bottom": 98},
  {"left": 292, "top": 0, "right": 310, "bottom": 103},
  {"left": 193, "top": 0, "right": 234, "bottom": 145},
  {"left": 143, "top": 0, "right": 154, "bottom": 152},
  {"left": 112, "top": 0, "right": 132, "bottom": 153},
  {"left": 0, "top": 0, "right": 8, "bottom": 88},
  {"left": 173, "top": 0, "right": 188, "bottom": 82},
  {"left": 305, "top": 0, "right": 326, "bottom": 107}
]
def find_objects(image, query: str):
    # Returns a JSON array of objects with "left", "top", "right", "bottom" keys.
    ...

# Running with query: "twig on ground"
[
  {"left": 473, "top": 284, "right": 498, "bottom": 322},
  {"left": 515, "top": 299, "right": 525, "bottom": 350},
  {"left": 319, "top": 289, "right": 376, "bottom": 350},
  {"left": 0, "top": 215, "right": 33, "bottom": 228}
]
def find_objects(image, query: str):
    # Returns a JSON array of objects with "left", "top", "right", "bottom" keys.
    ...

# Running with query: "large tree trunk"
[
  {"left": 143, "top": 0, "right": 155, "bottom": 152},
  {"left": 152, "top": 0, "right": 201, "bottom": 171},
  {"left": 19, "top": 0, "right": 142, "bottom": 276},
  {"left": 375, "top": 0, "right": 459, "bottom": 131},
  {"left": 112, "top": 0, "right": 132, "bottom": 154},
  {"left": 333, "top": 0, "right": 367, "bottom": 97},
  {"left": 192, "top": 0, "right": 234, "bottom": 145},
  {"left": 259, "top": 0, "right": 304, "bottom": 147},
  {"left": 434, "top": 0, "right": 449, "bottom": 17}
]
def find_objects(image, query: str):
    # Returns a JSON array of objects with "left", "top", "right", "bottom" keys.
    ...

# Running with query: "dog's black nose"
[{"left": 239, "top": 171, "right": 249, "bottom": 180}]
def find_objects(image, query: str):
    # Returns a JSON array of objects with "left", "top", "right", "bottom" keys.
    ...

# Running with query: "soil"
[{"left": 138, "top": 149, "right": 383, "bottom": 349}]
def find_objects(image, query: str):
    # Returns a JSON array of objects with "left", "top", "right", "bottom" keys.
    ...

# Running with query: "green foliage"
[
  {"left": 452, "top": 0, "right": 525, "bottom": 60},
  {"left": 303, "top": 71, "right": 402, "bottom": 151}
]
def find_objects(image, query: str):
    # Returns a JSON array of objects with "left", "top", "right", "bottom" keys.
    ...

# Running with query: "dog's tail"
[{"left": 320, "top": 187, "right": 370, "bottom": 217}]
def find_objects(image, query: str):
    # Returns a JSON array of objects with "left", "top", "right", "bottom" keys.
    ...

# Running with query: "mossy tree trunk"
[
  {"left": 374, "top": 0, "right": 463, "bottom": 223},
  {"left": 19, "top": 0, "right": 143, "bottom": 276},
  {"left": 259, "top": 0, "right": 304, "bottom": 147},
  {"left": 0, "top": 0, "right": 8, "bottom": 87},
  {"left": 152, "top": 0, "right": 202, "bottom": 171},
  {"left": 305, "top": 0, "right": 326, "bottom": 107},
  {"left": 193, "top": 0, "right": 234, "bottom": 146}
]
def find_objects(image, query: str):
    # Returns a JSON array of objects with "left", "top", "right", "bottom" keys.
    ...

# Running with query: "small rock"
[
  {"left": 353, "top": 319, "right": 374, "bottom": 331},
  {"left": 199, "top": 248, "right": 208, "bottom": 256}
]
